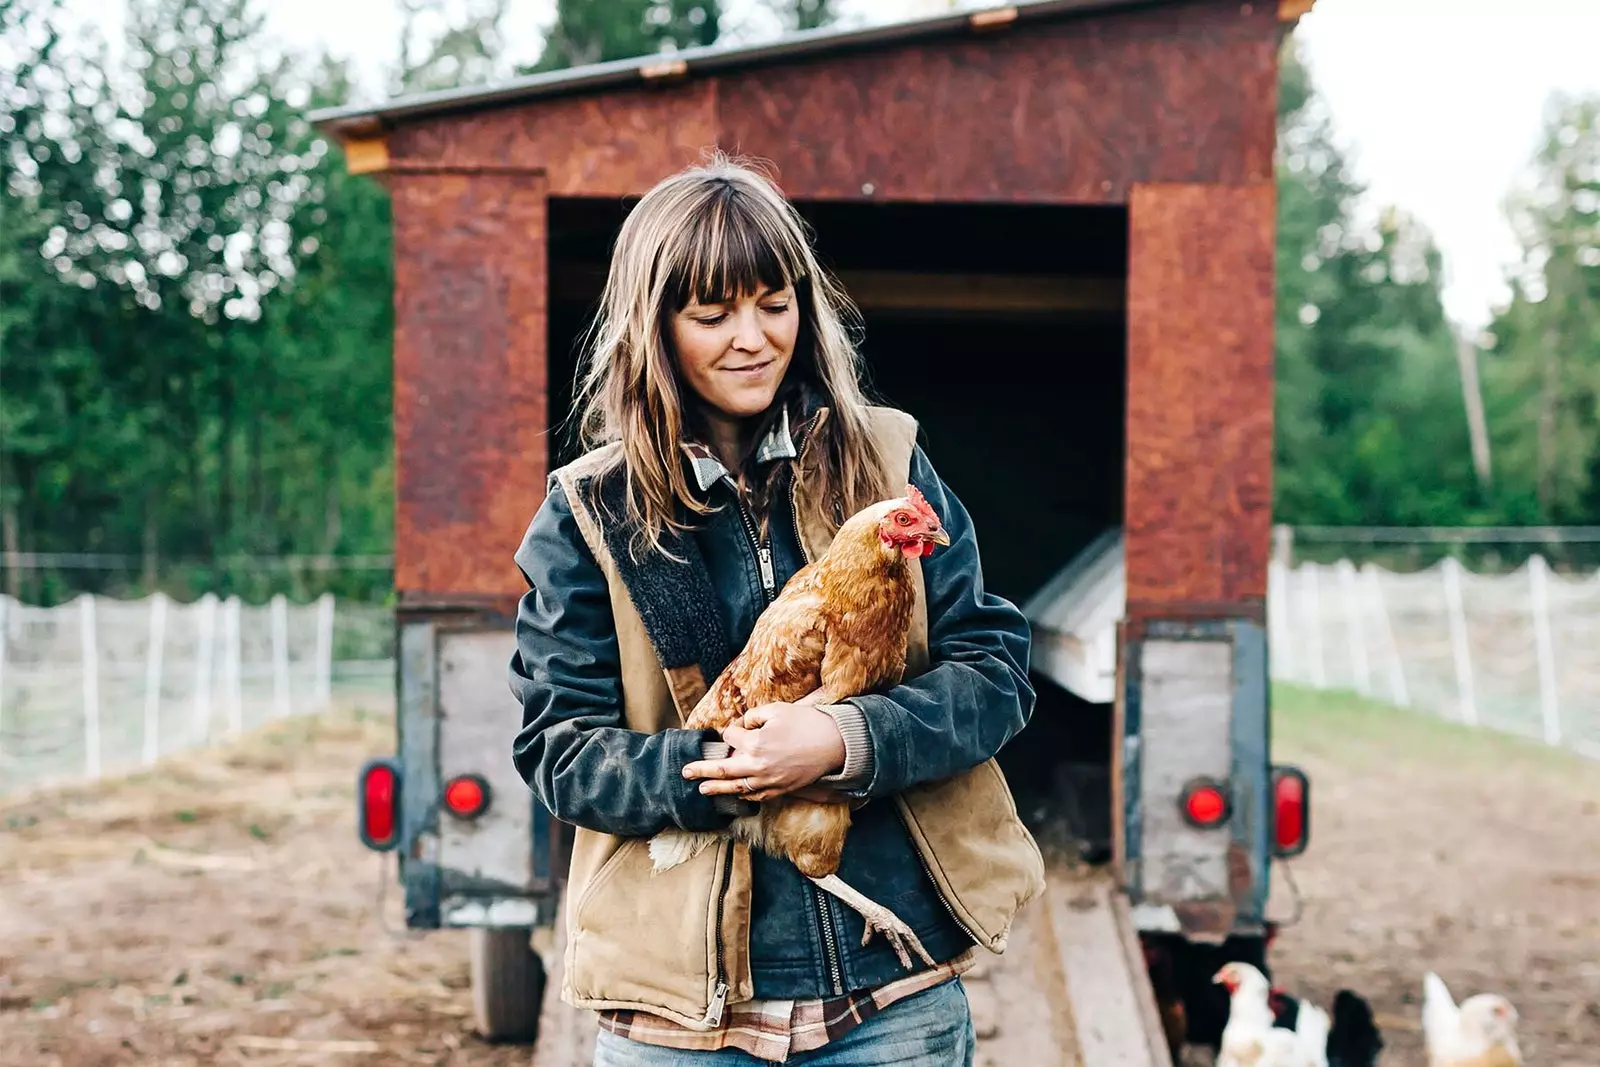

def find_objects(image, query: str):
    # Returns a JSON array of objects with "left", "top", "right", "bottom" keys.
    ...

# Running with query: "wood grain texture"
[
  {"left": 392, "top": 172, "right": 548, "bottom": 597},
  {"left": 1124, "top": 182, "right": 1275, "bottom": 609},
  {"left": 385, "top": 1, "right": 1277, "bottom": 203}
]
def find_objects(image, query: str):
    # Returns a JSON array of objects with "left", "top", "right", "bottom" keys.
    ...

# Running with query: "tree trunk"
[
  {"left": 1536, "top": 325, "right": 1559, "bottom": 515},
  {"left": 218, "top": 353, "right": 236, "bottom": 556},
  {"left": 1453, "top": 334, "right": 1492, "bottom": 494},
  {"left": 322, "top": 444, "right": 342, "bottom": 554},
  {"left": 142, "top": 487, "right": 160, "bottom": 593},
  {"left": 249, "top": 411, "right": 265, "bottom": 546},
  {"left": 1, "top": 462, "right": 21, "bottom": 601}
]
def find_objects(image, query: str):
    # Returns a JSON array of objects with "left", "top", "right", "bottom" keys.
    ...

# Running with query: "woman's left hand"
[{"left": 682, "top": 702, "right": 847, "bottom": 803}]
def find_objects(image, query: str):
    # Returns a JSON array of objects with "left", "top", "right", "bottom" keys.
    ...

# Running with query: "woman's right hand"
[{"left": 682, "top": 701, "right": 849, "bottom": 803}]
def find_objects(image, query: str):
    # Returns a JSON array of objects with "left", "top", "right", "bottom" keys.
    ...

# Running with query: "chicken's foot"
[{"left": 808, "top": 873, "right": 936, "bottom": 970}]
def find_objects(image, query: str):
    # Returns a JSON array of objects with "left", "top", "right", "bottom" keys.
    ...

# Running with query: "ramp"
[{"left": 1022, "top": 528, "right": 1125, "bottom": 705}]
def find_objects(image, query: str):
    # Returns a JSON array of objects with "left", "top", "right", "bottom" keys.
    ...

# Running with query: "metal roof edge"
[{"left": 309, "top": 0, "right": 1182, "bottom": 137}]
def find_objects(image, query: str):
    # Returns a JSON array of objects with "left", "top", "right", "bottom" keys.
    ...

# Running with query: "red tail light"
[
  {"left": 443, "top": 774, "right": 491, "bottom": 819},
  {"left": 358, "top": 758, "right": 402, "bottom": 851},
  {"left": 1179, "top": 777, "right": 1231, "bottom": 829},
  {"left": 1272, "top": 765, "right": 1310, "bottom": 857}
]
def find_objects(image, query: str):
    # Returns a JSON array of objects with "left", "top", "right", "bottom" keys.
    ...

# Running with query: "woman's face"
[{"left": 670, "top": 285, "right": 799, "bottom": 421}]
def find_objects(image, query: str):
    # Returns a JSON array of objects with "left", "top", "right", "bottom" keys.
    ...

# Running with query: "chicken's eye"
[{"left": 895, "top": 512, "right": 913, "bottom": 526}]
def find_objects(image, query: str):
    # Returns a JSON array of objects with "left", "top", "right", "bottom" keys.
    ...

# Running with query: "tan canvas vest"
[{"left": 550, "top": 406, "right": 1045, "bottom": 1029}]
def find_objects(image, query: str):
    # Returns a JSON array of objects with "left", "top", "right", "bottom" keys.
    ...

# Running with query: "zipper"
[
  {"left": 732, "top": 494, "right": 776, "bottom": 603},
  {"left": 701, "top": 841, "right": 736, "bottom": 1028},
  {"left": 787, "top": 408, "right": 843, "bottom": 992},
  {"left": 702, "top": 481, "right": 775, "bottom": 1030},
  {"left": 709, "top": 407, "right": 829, "bottom": 1015},
  {"left": 813, "top": 882, "right": 846, "bottom": 995}
]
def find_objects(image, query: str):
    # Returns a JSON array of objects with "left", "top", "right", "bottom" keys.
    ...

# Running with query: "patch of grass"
[{"left": 1272, "top": 683, "right": 1599, "bottom": 796}]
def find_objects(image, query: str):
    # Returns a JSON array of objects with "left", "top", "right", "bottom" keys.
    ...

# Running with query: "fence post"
[
  {"left": 1336, "top": 559, "right": 1371, "bottom": 696},
  {"left": 1303, "top": 563, "right": 1327, "bottom": 688},
  {"left": 193, "top": 593, "right": 218, "bottom": 743},
  {"left": 223, "top": 596, "right": 243, "bottom": 735},
  {"left": 271, "top": 594, "right": 291, "bottom": 718},
  {"left": 143, "top": 593, "right": 168, "bottom": 765},
  {"left": 81, "top": 594, "right": 101, "bottom": 780},
  {"left": 1441, "top": 557, "right": 1477, "bottom": 726},
  {"left": 314, "top": 593, "right": 335, "bottom": 709},
  {"left": 1362, "top": 563, "right": 1410, "bottom": 708},
  {"left": 1528, "top": 555, "right": 1561, "bottom": 746}
]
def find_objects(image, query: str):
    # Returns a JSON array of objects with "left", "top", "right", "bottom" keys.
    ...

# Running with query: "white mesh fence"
[
  {"left": 0, "top": 593, "right": 396, "bottom": 794},
  {"left": 1270, "top": 557, "right": 1600, "bottom": 759}
]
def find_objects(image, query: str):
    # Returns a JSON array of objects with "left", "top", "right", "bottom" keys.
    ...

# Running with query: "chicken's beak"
[{"left": 928, "top": 528, "right": 951, "bottom": 547}]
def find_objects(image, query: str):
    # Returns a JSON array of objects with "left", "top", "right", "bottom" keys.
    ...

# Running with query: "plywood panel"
[
  {"left": 1124, "top": 182, "right": 1275, "bottom": 610},
  {"left": 392, "top": 171, "right": 548, "bottom": 597},
  {"left": 1136, "top": 638, "right": 1234, "bottom": 902},
  {"left": 438, "top": 629, "right": 531, "bottom": 894}
]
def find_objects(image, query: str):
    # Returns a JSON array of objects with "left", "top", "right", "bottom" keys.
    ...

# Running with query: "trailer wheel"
[{"left": 469, "top": 927, "right": 545, "bottom": 1043}]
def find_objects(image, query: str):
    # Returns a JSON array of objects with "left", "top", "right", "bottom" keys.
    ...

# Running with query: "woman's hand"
[{"left": 682, "top": 702, "right": 847, "bottom": 803}]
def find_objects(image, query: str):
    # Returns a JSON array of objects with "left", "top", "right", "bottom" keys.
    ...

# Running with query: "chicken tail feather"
[{"left": 648, "top": 829, "right": 719, "bottom": 872}]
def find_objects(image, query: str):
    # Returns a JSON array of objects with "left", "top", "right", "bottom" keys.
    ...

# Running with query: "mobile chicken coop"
[{"left": 314, "top": 0, "right": 1315, "bottom": 1059}]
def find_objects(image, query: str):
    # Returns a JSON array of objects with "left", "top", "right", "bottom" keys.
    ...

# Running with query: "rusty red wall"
[
  {"left": 1124, "top": 182, "right": 1276, "bottom": 616},
  {"left": 388, "top": 1, "right": 1278, "bottom": 203},
  {"left": 391, "top": 172, "right": 548, "bottom": 600}
]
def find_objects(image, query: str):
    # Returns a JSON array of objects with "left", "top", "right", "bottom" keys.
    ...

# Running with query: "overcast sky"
[{"left": 62, "top": 0, "right": 1600, "bottom": 328}]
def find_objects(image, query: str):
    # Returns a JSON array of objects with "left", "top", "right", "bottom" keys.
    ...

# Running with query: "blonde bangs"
[{"left": 572, "top": 154, "right": 889, "bottom": 560}]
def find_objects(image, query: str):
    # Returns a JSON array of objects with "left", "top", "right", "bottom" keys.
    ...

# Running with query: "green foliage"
[
  {"left": 1, "top": 0, "right": 394, "bottom": 603},
  {"left": 526, "top": 0, "right": 720, "bottom": 73},
  {"left": 1483, "top": 95, "right": 1600, "bottom": 523},
  {"left": 6, "top": 3, "right": 1597, "bottom": 610},
  {"left": 1275, "top": 42, "right": 1600, "bottom": 531},
  {"left": 1274, "top": 42, "right": 1485, "bottom": 527}
]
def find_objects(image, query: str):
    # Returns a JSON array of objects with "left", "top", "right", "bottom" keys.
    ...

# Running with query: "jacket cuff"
[
  {"left": 817, "top": 703, "right": 874, "bottom": 792},
  {"left": 700, "top": 737, "right": 759, "bottom": 818}
]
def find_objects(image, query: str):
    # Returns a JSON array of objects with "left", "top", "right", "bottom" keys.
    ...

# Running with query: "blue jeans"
[{"left": 591, "top": 978, "right": 975, "bottom": 1066}]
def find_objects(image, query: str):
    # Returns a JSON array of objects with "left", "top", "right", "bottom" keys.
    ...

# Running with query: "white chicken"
[
  {"left": 1215, "top": 962, "right": 1329, "bottom": 1067},
  {"left": 1423, "top": 972, "right": 1522, "bottom": 1067}
]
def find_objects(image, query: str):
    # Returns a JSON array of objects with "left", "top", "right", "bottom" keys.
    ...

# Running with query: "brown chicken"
[{"left": 647, "top": 483, "right": 950, "bottom": 968}]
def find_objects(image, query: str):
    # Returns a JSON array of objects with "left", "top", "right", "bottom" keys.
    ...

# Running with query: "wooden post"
[
  {"left": 143, "top": 593, "right": 168, "bottom": 764},
  {"left": 1528, "top": 555, "right": 1561, "bottom": 746},
  {"left": 1362, "top": 564, "right": 1410, "bottom": 707},
  {"left": 193, "top": 593, "right": 218, "bottom": 743},
  {"left": 314, "top": 593, "right": 335, "bottom": 709},
  {"left": 271, "top": 593, "right": 291, "bottom": 718},
  {"left": 1336, "top": 559, "right": 1371, "bottom": 696},
  {"left": 81, "top": 594, "right": 101, "bottom": 779},
  {"left": 1441, "top": 557, "right": 1477, "bottom": 726}
]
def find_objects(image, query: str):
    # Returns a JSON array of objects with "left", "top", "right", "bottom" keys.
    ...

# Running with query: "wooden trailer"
[{"left": 317, "top": 0, "right": 1313, "bottom": 1059}]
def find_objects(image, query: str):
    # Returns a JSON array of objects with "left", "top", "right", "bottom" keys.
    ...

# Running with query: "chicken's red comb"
[{"left": 906, "top": 483, "right": 939, "bottom": 524}]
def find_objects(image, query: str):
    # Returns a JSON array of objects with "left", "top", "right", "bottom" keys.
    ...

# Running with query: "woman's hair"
[{"left": 573, "top": 153, "right": 888, "bottom": 557}]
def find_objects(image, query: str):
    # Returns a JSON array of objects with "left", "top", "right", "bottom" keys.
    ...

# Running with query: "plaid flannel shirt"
[{"left": 597, "top": 950, "right": 974, "bottom": 1062}]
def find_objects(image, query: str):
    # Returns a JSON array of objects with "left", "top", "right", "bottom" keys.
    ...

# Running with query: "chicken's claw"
[{"left": 809, "top": 873, "right": 936, "bottom": 971}]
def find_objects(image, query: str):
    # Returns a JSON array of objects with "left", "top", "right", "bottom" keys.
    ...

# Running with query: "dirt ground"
[
  {"left": 1, "top": 688, "right": 1596, "bottom": 1066},
  {"left": 1262, "top": 687, "right": 1600, "bottom": 1067}
]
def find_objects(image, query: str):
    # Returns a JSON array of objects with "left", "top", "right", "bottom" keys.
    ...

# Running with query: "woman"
[{"left": 509, "top": 156, "right": 1044, "bottom": 1066}]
